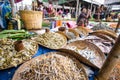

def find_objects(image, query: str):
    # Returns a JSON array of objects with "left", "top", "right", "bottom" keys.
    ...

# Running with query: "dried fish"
[
  {"left": 85, "top": 35, "right": 113, "bottom": 54},
  {"left": 17, "top": 53, "right": 87, "bottom": 80},
  {"left": 92, "top": 23, "right": 114, "bottom": 31},
  {"left": 0, "top": 39, "right": 38, "bottom": 70},
  {"left": 35, "top": 32, "right": 66, "bottom": 49},
  {"left": 66, "top": 46, "right": 103, "bottom": 68}
]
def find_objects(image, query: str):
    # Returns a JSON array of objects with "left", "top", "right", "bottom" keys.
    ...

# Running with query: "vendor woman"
[
  {"left": 93, "top": 5, "right": 105, "bottom": 21},
  {"left": 77, "top": 7, "right": 91, "bottom": 27}
]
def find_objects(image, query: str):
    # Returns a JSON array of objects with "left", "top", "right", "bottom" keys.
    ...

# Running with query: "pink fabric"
[
  {"left": 14, "top": 0, "right": 22, "bottom": 3},
  {"left": 66, "top": 21, "right": 77, "bottom": 29}
]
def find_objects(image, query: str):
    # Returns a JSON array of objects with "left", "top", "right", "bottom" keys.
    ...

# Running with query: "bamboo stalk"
[
  {"left": 115, "top": 18, "right": 120, "bottom": 33},
  {"left": 96, "top": 35, "right": 120, "bottom": 80}
]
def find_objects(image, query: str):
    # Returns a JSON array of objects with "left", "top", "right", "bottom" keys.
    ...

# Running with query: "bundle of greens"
[{"left": 0, "top": 30, "right": 36, "bottom": 40}]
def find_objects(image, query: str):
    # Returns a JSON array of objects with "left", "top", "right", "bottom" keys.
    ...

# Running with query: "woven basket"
[{"left": 20, "top": 10, "right": 43, "bottom": 30}]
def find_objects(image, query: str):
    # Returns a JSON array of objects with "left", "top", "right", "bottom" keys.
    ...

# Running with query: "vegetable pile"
[{"left": 0, "top": 30, "right": 35, "bottom": 40}]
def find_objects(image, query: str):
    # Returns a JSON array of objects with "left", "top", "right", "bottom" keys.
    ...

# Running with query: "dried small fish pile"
[
  {"left": 13, "top": 52, "right": 87, "bottom": 80},
  {"left": 65, "top": 29, "right": 79, "bottom": 40},
  {"left": 66, "top": 46, "right": 103, "bottom": 68},
  {"left": 35, "top": 32, "right": 67, "bottom": 49},
  {"left": 85, "top": 35, "right": 113, "bottom": 54},
  {"left": 0, "top": 38, "right": 38, "bottom": 70},
  {"left": 92, "top": 23, "right": 114, "bottom": 31}
]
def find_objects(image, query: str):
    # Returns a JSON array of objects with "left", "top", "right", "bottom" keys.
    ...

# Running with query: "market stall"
[
  {"left": 0, "top": 0, "right": 120, "bottom": 80},
  {"left": 0, "top": 24, "right": 119, "bottom": 80}
]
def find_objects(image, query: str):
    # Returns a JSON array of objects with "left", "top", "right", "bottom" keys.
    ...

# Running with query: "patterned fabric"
[{"left": 0, "top": 1, "right": 11, "bottom": 29}]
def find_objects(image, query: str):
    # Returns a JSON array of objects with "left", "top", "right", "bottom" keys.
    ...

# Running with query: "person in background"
[
  {"left": 100, "top": 5, "right": 105, "bottom": 20},
  {"left": 93, "top": 6, "right": 101, "bottom": 21},
  {"left": 37, "top": 2, "right": 44, "bottom": 11},
  {"left": 106, "top": 11, "right": 115, "bottom": 22},
  {"left": 58, "top": 9, "right": 63, "bottom": 16},
  {"left": 43, "top": 7, "right": 48, "bottom": 18},
  {"left": 86, "top": 9, "right": 92, "bottom": 25},
  {"left": 71, "top": 9, "right": 75, "bottom": 18},
  {"left": 47, "top": 2, "right": 55, "bottom": 17},
  {"left": 77, "top": 7, "right": 91, "bottom": 27},
  {"left": 93, "top": 5, "right": 105, "bottom": 21}
]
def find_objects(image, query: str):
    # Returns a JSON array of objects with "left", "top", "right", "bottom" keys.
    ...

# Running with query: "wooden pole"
[
  {"left": 76, "top": 0, "right": 79, "bottom": 19},
  {"left": 9, "top": 0, "right": 15, "bottom": 17},
  {"left": 90, "top": 0, "right": 93, "bottom": 11},
  {"left": 96, "top": 35, "right": 120, "bottom": 80},
  {"left": 78, "top": 2, "right": 81, "bottom": 16},
  {"left": 93, "top": 5, "right": 96, "bottom": 15},
  {"left": 55, "top": 1, "right": 58, "bottom": 13},
  {"left": 115, "top": 18, "right": 120, "bottom": 33}
]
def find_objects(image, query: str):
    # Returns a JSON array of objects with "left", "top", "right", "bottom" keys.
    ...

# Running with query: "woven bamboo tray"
[
  {"left": 90, "top": 30, "right": 117, "bottom": 40},
  {"left": 89, "top": 33, "right": 114, "bottom": 43},
  {"left": 56, "top": 29, "right": 79, "bottom": 40},
  {"left": 56, "top": 31, "right": 68, "bottom": 38},
  {"left": 35, "top": 32, "right": 67, "bottom": 49},
  {"left": 59, "top": 40, "right": 105, "bottom": 69},
  {"left": 89, "top": 30, "right": 117, "bottom": 43},
  {"left": 12, "top": 52, "right": 88, "bottom": 80},
  {"left": 75, "top": 27, "right": 92, "bottom": 36},
  {"left": 0, "top": 39, "right": 38, "bottom": 70},
  {"left": 84, "top": 35, "right": 114, "bottom": 54},
  {"left": 67, "top": 29, "right": 80, "bottom": 39}
]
